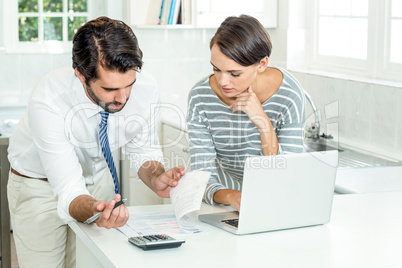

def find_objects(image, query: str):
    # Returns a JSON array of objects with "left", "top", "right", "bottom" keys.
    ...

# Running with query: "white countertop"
[
  {"left": 335, "top": 166, "right": 402, "bottom": 194},
  {"left": 70, "top": 192, "right": 402, "bottom": 268}
]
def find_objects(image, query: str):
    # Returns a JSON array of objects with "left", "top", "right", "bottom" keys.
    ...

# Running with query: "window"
[
  {"left": 317, "top": 0, "right": 368, "bottom": 60},
  {"left": 390, "top": 0, "right": 402, "bottom": 64},
  {"left": 312, "top": 0, "right": 402, "bottom": 82},
  {"left": 4, "top": 0, "right": 91, "bottom": 53}
]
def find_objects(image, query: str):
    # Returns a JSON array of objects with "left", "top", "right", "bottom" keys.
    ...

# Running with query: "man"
[{"left": 7, "top": 17, "right": 184, "bottom": 267}]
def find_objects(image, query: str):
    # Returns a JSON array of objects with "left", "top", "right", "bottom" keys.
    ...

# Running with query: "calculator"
[{"left": 128, "top": 234, "right": 185, "bottom": 250}]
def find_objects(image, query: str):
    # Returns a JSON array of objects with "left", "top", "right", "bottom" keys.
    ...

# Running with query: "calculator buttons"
[{"left": 128, "top": 234, "right": 185, "bottom": 250}]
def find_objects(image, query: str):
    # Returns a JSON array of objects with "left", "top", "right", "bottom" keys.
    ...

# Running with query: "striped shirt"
[{"left": 186, "top": 67, "right": 306, "bottom": 205}]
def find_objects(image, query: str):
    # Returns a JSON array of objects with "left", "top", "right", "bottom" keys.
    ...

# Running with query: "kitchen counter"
[
  {"left": 335, "top": 166, "right": 402, "bottom": 194},
  {"left": 70, "top": 192, "right": 402, "bottom": 268}
]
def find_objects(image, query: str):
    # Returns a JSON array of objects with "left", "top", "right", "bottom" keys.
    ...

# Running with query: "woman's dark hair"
[
  {"left": 210, "top": 15, "right": 272, "bottom": 67},
  {"left": 72, "top": 16, "right": 143, "bottom": 85}
]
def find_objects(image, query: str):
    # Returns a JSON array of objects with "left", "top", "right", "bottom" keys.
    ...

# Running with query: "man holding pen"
[{"left": 7, "top": 16, "right": 184, "bottom": 267}]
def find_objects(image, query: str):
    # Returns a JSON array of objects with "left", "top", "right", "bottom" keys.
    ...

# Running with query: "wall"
[
  {"left": 133, "top": 28, "right": 215, "bottom": 111},
  {"left": 293, "top": 71, "right": 402, "bottom": 160},
  {"left": 0, "top": 0, "right": 3, "bottom": 48},
  {"left": 0, "top": 0, "right": 401, "bottom": 160},
  {"left": 0, "top": 0, "right": 284, "bottom": 108},
  {"left": 280, "top": 0, "right": 402, "bottom": 160},
  {"left": 0, "top": 0, "right": 110, "bottom": 107},
  {"left": 0, "top": 50, "right": 72, "bottom": 106}
]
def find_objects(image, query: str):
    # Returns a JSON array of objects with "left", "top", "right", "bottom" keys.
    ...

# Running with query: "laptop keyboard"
[{"left": 221, "top": 218, "right": 239, "bottom": 228}]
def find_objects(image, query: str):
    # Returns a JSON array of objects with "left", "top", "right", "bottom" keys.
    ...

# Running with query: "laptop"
[{"left": 198, "top": 150, "right": 338, "bottom": 235}]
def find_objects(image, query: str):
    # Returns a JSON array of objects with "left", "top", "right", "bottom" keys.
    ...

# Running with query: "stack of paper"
[{"left": 119, "top": 170, "right": 210, "bottom": 236}]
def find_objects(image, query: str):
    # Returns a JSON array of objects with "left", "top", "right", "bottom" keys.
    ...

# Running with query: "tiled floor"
[{"left": 11, "top": 232, "right": 20, "bottom": 268}]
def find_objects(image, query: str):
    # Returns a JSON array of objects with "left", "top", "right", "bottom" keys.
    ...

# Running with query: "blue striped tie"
[{"left": 99, "top": 111, "right": 120, "bottom": 194}]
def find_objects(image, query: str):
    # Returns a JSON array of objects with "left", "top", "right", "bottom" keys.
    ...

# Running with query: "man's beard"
[{"left": 85, "top": 83, "right": 128, "bottom": 113}]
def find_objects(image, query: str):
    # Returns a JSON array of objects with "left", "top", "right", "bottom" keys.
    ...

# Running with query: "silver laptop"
[{"left": 198, "top": 151, "right": 338, "bottom": 235}]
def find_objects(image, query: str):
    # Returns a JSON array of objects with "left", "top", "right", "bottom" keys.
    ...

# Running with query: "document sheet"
[{"left": 118, "top": 170, "right": 210, "bottom": 236}]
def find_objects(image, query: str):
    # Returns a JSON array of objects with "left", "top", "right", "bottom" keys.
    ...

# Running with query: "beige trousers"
[{"left": 7, "top": 170, "right": 115, "bottom": 268}]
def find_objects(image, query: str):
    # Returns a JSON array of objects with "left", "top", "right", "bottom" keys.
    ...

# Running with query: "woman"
[{"left": 187, "top": 15, "right": 305, "bottom": 211}]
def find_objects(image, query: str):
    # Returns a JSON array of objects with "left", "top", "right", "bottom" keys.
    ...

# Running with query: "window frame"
[
  {"left": 381, "top": 0, "right": 402, "bottom": 80},
  {"left": 3, "top": 0, "right": 93, "bottom": 54},
  {"left": 310, "top": 0, "right": 402, "bottom": 83}
]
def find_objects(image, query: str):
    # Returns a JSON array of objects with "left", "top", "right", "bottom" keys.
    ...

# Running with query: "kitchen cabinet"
[
  {"left": 0, "top": 138, "right": 11, "bottom": 268},
  {"left": 161, "top": 122, "right": 191, "bottom": 171},
  {"left": 126, "top": 0, "right": 277, "bottom": 28},
  {"left": 194, "top": 0, "right": 277, "bottom": 28},
  {"left": 120, "top": 121, "right": 191, "bottom": 206},
  {"left": 120, "top": 154, "right": 167, "bottom": 206}
]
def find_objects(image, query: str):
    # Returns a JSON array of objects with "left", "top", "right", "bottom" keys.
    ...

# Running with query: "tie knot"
[{"left": 100, "top": 111, "right": 109, "bottom": 126}]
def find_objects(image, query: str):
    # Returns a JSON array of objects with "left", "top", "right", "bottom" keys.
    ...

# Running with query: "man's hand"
[
  {"left": 70, "top": 194, "right": 129, "bottom": 228},
  {"left": 152, "top": 166, "right": 185, "bottom": 198},
  {"left": 138, "top": 161, "right": 185, "bottom": 198},
  {"left": 93, "top": 194, "right": 130, "bottom": 229}
]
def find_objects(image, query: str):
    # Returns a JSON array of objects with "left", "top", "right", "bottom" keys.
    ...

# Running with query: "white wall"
[
  {"left": 0, "top": 0, "right": 114, "bottom": 106},
  {"left": 293, "top": 71, "right": 402, "bottom": 160},
  {"left": 134, "top": 28, "right": 215, "bottom": 109},
  {"left": 279, "top": 0, "right": 402, "bottom": 160},
  {"left": 0, "top": 0, "right": 3, "bottom": 48},
  {"left": 0, "top": 0, "right": 401, "bottom": 160}
]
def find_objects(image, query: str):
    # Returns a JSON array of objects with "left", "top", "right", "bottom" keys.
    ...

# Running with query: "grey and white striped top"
[{"left": 186, "top": 67, "right": 306, "bottom": 205}]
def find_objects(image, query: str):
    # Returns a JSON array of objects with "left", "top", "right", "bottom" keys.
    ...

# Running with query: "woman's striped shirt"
[{"left": 186, "top": 67, "right": 306, "bottom": 205}]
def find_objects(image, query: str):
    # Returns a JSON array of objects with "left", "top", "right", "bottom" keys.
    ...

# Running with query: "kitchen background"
[{"left": 0, "top": 0, "right": 402, "bottom": 161}]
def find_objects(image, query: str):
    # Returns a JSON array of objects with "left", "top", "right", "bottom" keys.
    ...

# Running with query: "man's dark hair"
[
  {"left": 210, "top": 15, "right": 272, "bottom": 67},
  {"left": 72, "top": 16, "right": 143, "bottom": 85}
]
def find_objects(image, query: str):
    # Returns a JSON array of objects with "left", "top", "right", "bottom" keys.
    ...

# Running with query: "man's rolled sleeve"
[
  {"left": 57, "top": 179, "right": 91, "bottom": 223},
  {"left": 29, "top": 101, "right": 92, "bottom": 223}
]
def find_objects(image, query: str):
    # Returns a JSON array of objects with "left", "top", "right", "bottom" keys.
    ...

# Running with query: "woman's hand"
[
  {"left": 229, "top": 85, "right": 270, "bottom": 131},
  {"left": 213, "top": 189, "right": 242, "bottom": 211},
  {"left": 229, "top": 85, "right": 279, "bottom": 155}
]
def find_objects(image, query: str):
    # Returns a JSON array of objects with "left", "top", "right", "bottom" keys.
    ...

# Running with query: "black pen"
[{"left": 84, "top": 198, "right": 127, "bottom": 224}]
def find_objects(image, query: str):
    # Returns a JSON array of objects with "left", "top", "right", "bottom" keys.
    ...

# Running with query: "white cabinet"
[
  {"left": 126, "top": 0, "right": 193, "bottom": 27},
  {"left": 194, "top": 0, "right": 277, "bottom": 28},
  {"left": 120, "top": 157, "right": 166, "bottom": 206},
  {"left": 162, "top": 123, "right": 191, "bottom": 171},
  {"left": 126, "top": 0, "right": 277, "bottom": 28},
  {"left": 120, "top": 121, "right": 191, "bottom": 206}
]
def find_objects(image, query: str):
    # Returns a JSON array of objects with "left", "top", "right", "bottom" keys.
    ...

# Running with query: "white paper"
[
  {"left": 170, "top": 170, "right": 210, "bottom": 219},
  {"left": 118, "top": 170, "right": 210, "bottom": 236},
  {"left": 118, "top": 211, "right": 202, "bottom": 237}
]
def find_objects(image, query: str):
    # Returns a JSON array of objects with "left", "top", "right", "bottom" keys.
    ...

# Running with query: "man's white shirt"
[{"left": 8, "top": 67, "right": 163, "bottom": 222}]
